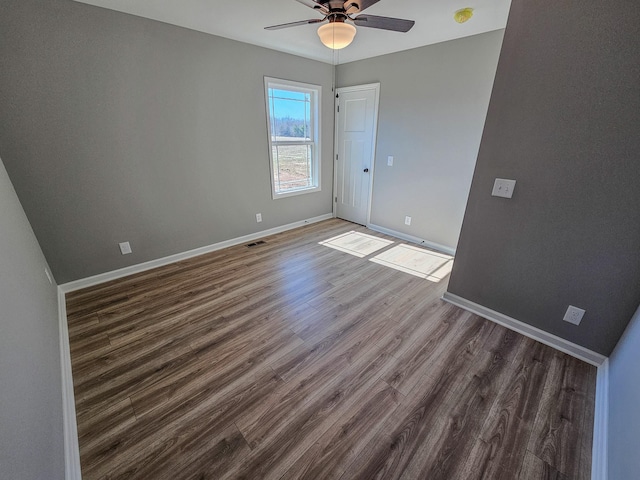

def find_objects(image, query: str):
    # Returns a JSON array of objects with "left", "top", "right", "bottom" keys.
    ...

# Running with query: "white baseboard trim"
[
  {"left": 58, "top": 287, "right": 82, "bottom": 480},
  {"left": 60, "top": 213, "right": 333, "bottom": 293},
  {"left": 441, "top": 292, "right": 607, "bottom": 366},
  {"left": 367, "top": 223, "right": 456, "bottom": 257},
  {"left": 591, "top": 359, "right": 609, "bottom": 480}
]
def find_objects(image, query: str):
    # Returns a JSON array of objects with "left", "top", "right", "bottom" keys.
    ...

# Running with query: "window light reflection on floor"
[
  {"left": 370, "top": 244, "right": 453, "bottom": 282},
  {"left": 318, "top": 231, "right": 394, "bottom": 258},
  {"left": 318, "top": 231, "right": 454, "bottom": 283}
]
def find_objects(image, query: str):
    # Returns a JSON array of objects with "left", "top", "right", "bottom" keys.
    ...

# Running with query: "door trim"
[{"left": 333, "top": 83, "right": 381, "bottom": 226}]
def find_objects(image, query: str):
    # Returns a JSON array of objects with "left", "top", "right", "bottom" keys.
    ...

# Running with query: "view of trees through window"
[{"left": 272, "top": 116, "right": 310, "bottom": 139}]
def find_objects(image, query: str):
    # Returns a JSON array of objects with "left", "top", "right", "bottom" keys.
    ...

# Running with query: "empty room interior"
[{"left": 1, "top": 0, "right": 639, "bottom": 479}]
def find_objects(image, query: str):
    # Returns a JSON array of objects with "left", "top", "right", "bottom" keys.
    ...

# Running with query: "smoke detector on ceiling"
[{"left": 454, "top": 8, "right": 474, "bottom": 24}]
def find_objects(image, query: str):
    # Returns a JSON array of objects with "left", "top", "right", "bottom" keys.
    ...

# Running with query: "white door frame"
[{"left": 332, "top": 82, "right": 381, "bottom": 226}]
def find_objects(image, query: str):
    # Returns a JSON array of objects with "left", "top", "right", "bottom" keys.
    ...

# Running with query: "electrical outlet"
[
  {"left": 492, "top": 178, "right": 516, "bottom": 199},
  {"left": 563, "top": 305, "right": 585, "bottom": 325},
  {"left": 404, "top": 216, "right": 412, "bottom": 226},
  {"left": 119, "top": 241, "right": 132, "bottom": 255},
  {"left": 387, "top": 156, "right": 394, "bottom": 166},
  {"left": 256, "top": 213, "right": 262, "bottom": 223}
]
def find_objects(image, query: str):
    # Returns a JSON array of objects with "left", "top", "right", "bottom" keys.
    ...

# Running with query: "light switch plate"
[
  {"left": 387, "top": 156, "right": 394, "bottom": 166},
  {"left": 492, "top": 178, "right": 516, "bottom": 198}
]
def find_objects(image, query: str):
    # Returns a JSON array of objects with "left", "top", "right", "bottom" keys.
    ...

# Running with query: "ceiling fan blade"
[
  {"left": 294, "top": 0, "right": 330, "bottom": 14},
  {"left": 353, "top": 14, "right": 415, "bottom": 32},
  {"left": 345, "top": 0, "right": 381, "bottom": 13},
  {"left": 265, "top": 18, "right": 325, "bottom": 30}
]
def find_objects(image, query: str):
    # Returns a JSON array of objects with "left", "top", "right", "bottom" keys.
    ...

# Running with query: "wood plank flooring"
[{"left": 65, "top": 219, "right": 596, "bottom": 480}]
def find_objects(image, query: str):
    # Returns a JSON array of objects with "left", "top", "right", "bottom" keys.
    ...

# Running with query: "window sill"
[{"left": 272, "top": 186, "right": 321, "bottom": 200}]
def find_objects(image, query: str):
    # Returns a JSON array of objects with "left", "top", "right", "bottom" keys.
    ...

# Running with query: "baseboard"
[
  {"left": 367, "top": 223, "right": 456, "bottom": 257},
  {"left": 591, "top": 359, "right": 609, "bottom": 480},
  {"left": 60, "top": 213, "right": 333, "bottom": 293},
  {"left": 441, "top": 292, "right": 607, "bottom": 366},
  {"left": 58, "top": 287, "right": 82, "bottom": 480}
]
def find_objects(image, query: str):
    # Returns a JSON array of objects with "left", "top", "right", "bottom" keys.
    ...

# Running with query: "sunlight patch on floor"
[
  {"left": 369, "top": 244, "right": 454, "bottom": 282},
  {"left": 319, "top": 231, "right": 394, "bottom": 258}
]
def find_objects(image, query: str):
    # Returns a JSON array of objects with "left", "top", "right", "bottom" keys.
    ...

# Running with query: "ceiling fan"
[{"left": 265, "top": 0, "right": 415, "bottom": 50}]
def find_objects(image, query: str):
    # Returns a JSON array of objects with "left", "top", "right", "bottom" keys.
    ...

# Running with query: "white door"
[{"left": 335, "top": 84, "right": 380, "bottom": 226}]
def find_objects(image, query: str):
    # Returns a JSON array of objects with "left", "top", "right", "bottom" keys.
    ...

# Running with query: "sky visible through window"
[{"left": 269, "top": 88, "right": 311, "bottom": 140}]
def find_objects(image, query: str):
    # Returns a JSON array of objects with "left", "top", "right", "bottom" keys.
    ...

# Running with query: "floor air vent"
[{"left": 246, "top": 240, "right": 266, "bottom": 248}]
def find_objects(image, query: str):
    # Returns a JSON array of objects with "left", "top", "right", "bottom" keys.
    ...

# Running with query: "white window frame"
[{"left": 264, "top": 77, "right": 322, "bottom": 199}]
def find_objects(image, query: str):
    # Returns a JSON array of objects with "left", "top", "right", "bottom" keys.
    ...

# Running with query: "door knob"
[{"left": 364, "top": 168, "right": 369, "bottom": 173}]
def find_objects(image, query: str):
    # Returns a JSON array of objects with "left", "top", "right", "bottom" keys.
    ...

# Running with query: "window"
[{"left": 264, "top": 77, "right": 321, "bottom": 198}]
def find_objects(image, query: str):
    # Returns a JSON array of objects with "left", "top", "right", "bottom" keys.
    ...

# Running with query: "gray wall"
[
  {"left": 608, "top": 304, "right": 640, "bottom": 478},
  {"left": 0, "top": 156, "right": 64, "bottom": 479},
  {"left": 447, "top": 0, "right": 640, "bottom": 355},
  {"left": 336, "top": 31, "right": 504, "bottom": 250},
  {"left": 0, "top": 0, "right": 334, "bottom": 283}
]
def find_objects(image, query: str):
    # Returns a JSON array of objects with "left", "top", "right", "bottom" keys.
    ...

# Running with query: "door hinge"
[
  {"left": 335, "top": 196, "right": 338, "bottom": 203},
  {"left": 337, "top": 105, "right": 340, "bottom": 113},
  {"left": 336, "top": 154, "right": 339, "bottom": 161}
]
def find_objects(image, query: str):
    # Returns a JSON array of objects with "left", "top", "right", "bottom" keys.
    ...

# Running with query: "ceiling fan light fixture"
[{"left": 317, "top": 22, "right": 357, "bottom": 50}]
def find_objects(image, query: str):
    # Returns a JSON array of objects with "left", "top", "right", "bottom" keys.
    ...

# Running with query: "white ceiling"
[{"left": 73, "top": 0, "right": 511, "bottom": 64}]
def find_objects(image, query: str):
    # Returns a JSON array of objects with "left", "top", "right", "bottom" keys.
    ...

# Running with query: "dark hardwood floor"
[{"left": 65, "top": 219, "right": 596, "bottom": 479}]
